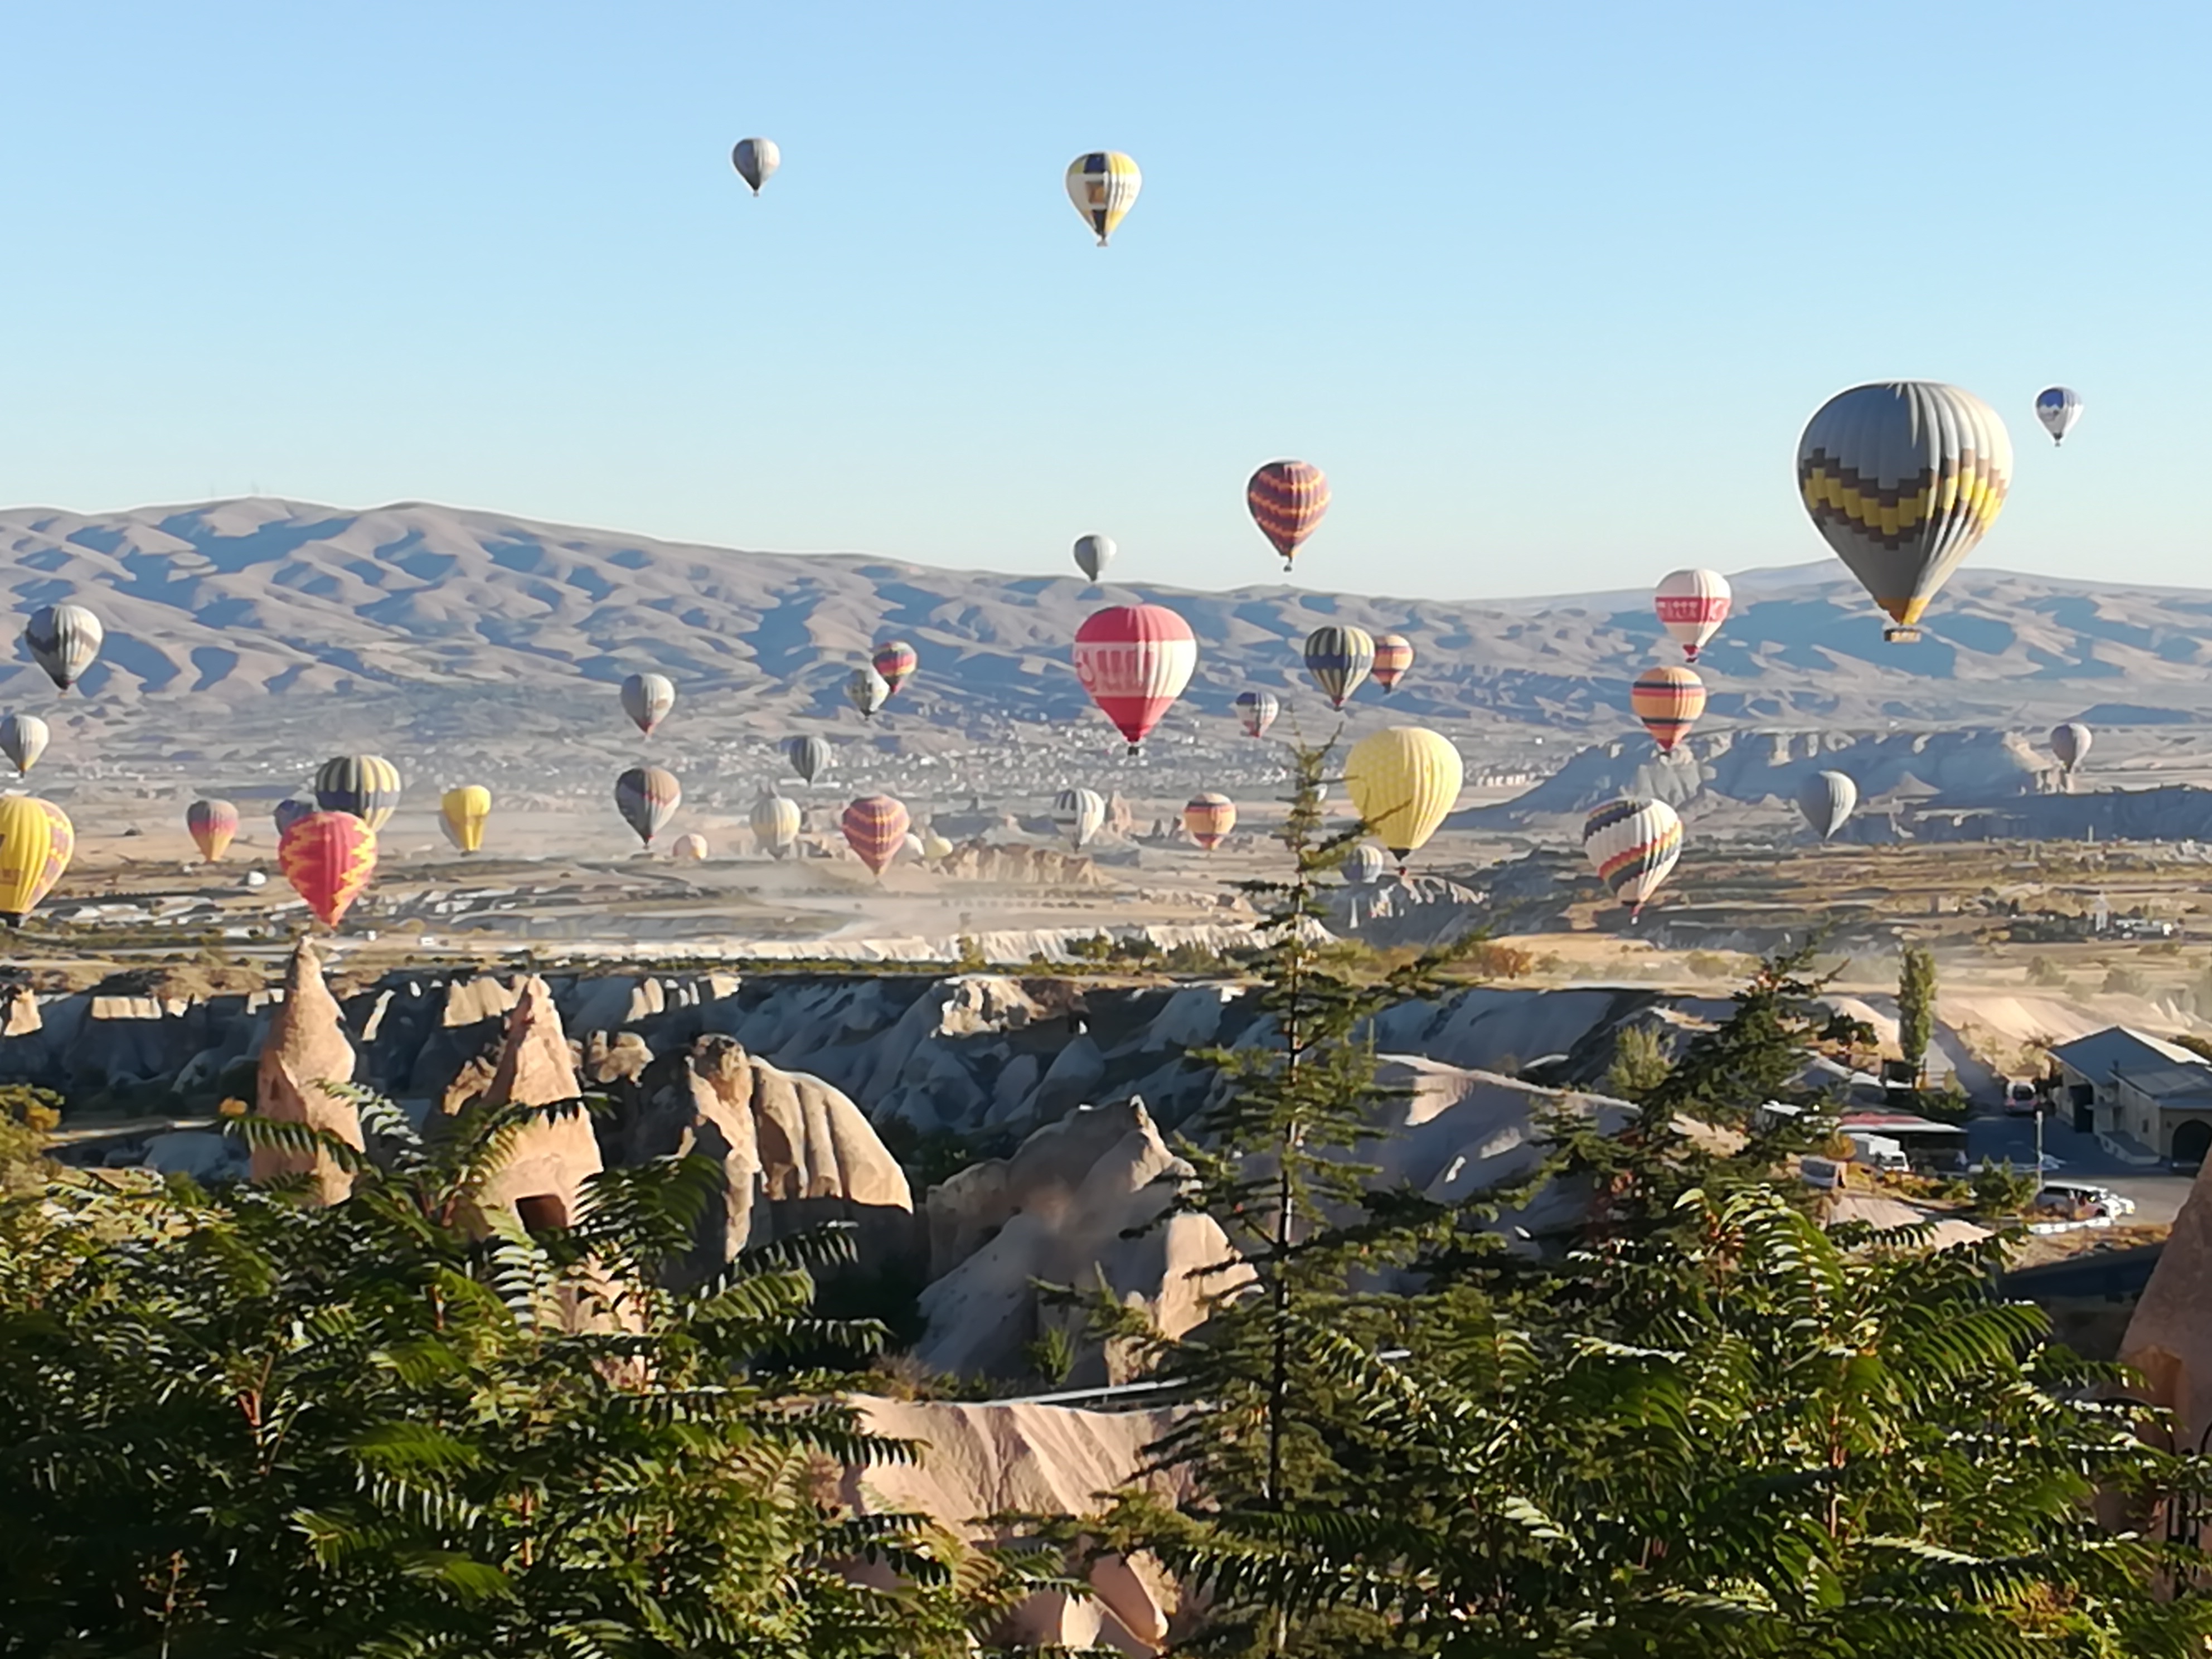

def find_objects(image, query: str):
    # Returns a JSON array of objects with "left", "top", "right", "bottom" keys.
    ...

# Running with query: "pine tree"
[{"left": 1899, "top": 943, "right": 1938, "bottom": 1084}]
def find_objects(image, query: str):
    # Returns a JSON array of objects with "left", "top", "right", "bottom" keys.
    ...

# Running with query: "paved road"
[{"left": 1963, "top": 1110, "right": 2197, "bottom": 1228}]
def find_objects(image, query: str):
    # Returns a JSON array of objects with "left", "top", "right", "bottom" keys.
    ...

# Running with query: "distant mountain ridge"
[{"left": 4, "top": 497, "right": 2211, "bottom": 739}]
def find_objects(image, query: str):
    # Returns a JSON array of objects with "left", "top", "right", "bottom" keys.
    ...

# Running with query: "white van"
[{"left": 1842, "top": 1131, "right": 1910, "bottom": 1173}]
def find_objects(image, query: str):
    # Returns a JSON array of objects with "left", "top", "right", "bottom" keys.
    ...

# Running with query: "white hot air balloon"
[
  {"left": 1073, "top": 535, "right": 1115, "bottom": 584},
  {"left": 1342, "top": 844, "right": 1389, "bottom": 886},
  {"left": 732, "top": 137, "right": 780, "bottom": 195},
  {"left": 750, "top": 792, "right": 802, "bottom": 859},
  {"left": 1052, "top": 787, "right": 1107, "bottom": 850},
  {"left": 620, "top": 672, "right": 676, "bottom": 736},
  {"left": 1653, "top": 569, "right": 1731, "bottom": 662},
  {"left": 2034, "top": 386, "right": 2083, "bottom": 446},
  {"left": 1794, "top": 772, "right": 1858, "bottom": 841},
  {"left": 847, "top": 666, "right": 891, "bottom": 721},
  {"left": 23, "top": 603, "right": 103, "bottom": 692},
  {"left": 0, "top": 714, "right": 50, "bottom": 776}
]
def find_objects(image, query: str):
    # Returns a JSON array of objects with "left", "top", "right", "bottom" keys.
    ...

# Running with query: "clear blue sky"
[{"left": 3, "top": 1, "right": 2204, "bottom": 600}]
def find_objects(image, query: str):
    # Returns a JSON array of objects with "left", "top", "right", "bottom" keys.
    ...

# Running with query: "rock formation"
[
  {"left": 450, "top": 975, "right": 603, "bottom": 1232},
  {"left": 2122, "top": 1160, "right": 2212, "bottom": 1452},
  {"left": 250, "top": 941, "right": 363, "bottom": 1206},
  {"left": 916, "top": 1100, "right": 1247, "bottom": 1386},
  {"left": 846, "top": 1397, "right": 1189, "bottom": 1654}
]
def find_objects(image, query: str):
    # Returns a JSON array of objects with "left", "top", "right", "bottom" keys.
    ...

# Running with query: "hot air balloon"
[
  {"left": 842, "top": 794, "right": 910, "bottom": 878},
  {"left": 750, "top": 791, "right": 802, "bottom": 859},
  {"left": 279, "top": 811, "right": 377, "bottom": 928},
  {"left": 1065, "top": 151, "right": 1141, "bottom": 245},
  {"left": 1053, "top": 787, "right": 1106, "bottom": 850},
  {"left": 621, "top": 672, "right": 676, "bottom": 736},
  {"left": 732, "top": 137, "right": 780, "bottom": 195},
  {"left": 921, "top": 828, "right": 953, "bottom": 862},
  {"left": 1629, "top": 666, "right": 1706, "bottom": 753},
  {"left": 1371, "top": 634, "right": 1414, "bottom": 694},
  {"left": 314, "top": 755, "right": 402, "bottom": 831},
  {"left": 0, "top": 714, "right": 48, "bottom": 776},
  {"left": 1073, "top": 535, "right": 1115, "bottom": 583},
  {"left": 1794, "top": 772, "right": 1857, "bottom": 841},
  {"left": 1247, "top": 461, "right": 1330, "bottom": 570},
  {"left": 615, "top": 767, "right": 681, "bottom": 847},
  {"left": 1233, "top": 690, "right": 1280, "bottom": 739},
  {"left": 274, "top": 797, "right": 315, "bottom": 837},
  {"left": 2035, "top": 386, "right": 2083, "bottom": 446},
  {"left": 901, "top": 832, "right": 925, "bottom": 863},
  {"left": 784, "top": 735, "right": 831, "bottom": 784},
  {"left": 1074, "top": 604, "right": 1197, "bottom": 756},
  {"left": 672, "top": 832, "right": 710, "bottom": 862},
  {"left": 439, "top": 785, "right": 491, "bottom": 855},
  {"left": 2051, "top": 721, "right": 2093, "bottom": 785},
  {"left": 1345, "top": 727, "right": 1464, "bottom": 868},
  {"left": 1342, "top": 844, "right": 1390, "bottom": 886},
  {"left": 1304, "top": 625, "right": 1376, "bottom": 710},
  {"left": 848, "top": 667, "right": 891, "bottom": 721},
  {"left": 23, "top": 603, "right": 103, "bottom": 692},
  {"left": 0, "top": 796, "right": 68, "bottom": 923},
  {"left": 872, "top": 641, "right": 918, "bottom": 698},
  {"left": 1797, "top": 382, "right": 2012, "bottom": 642},
  {"left": 1582, "top": 798, "right": 1682, "bottom": 918},
  {"left": 186, "top": 798, "right": 239, "bottom": 862},
  {"left": 1655, "top": 569, "right": 1731, "bottom": 661},
  {"left": 1183, "top": 793, "right": 1236, "bottom": 851}
]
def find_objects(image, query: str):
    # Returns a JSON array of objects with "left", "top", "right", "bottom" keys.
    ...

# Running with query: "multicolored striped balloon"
[
  {"left": 872, "top": 640, "right": 919, "bottom": 697},
  {"left": 1247, "top": 460, "right": 1330, "bottom": 570},
  {"left": 314, "top": 755, "right": 402, "bottom": 831},
  {"left": 1233, "top": 689, "right": 1279, "bottom": 739},
  {"left": 1183, "top": 793, "right": 1236, "bottom": 851},
  {"left": 841, "top": 794, "right": 910, "bottom": 877},
  {"left": 615, "top": 766, "right": 681, "bottom": 847},
  {"left": 1065, "top": 151, "right": 1142, "bottom": 245},
  {"left": 1371, "top": 633, "right": 1414, "bottom": 693},
  {"left": 1582, "top": 798, "right": 1682, "bottom": 918},
  {"left": 279, "top": 811, "right": 377, "bottom": 928},
  {"left": 1073, "top": 604, "right": 1197, "bottom": 755},
  {"left": 186, "top": 798, "right": 239, "bottom": 862},
  {"left": 1629, "top": 665, "right": 1706, "bottom": 753},
  {"left": 1304, "top": 625, "right": 1375, "bottom": 710},
  {"left": 1654, "top": 568, "right": 1730, "bottom": 661}
]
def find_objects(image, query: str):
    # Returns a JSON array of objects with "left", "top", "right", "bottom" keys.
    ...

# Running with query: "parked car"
[
  {"left": 2033, "top": 1181, "right": 2135, "bottom": 1218},
  {"left": 2003, "top": 1080, "right": 2044, "bottom": 1116}
]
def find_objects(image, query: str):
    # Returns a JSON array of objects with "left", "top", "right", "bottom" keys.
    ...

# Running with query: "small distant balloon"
[
  {"left": 1582, "top": 798, "right": 1682, "bottom": 918},
  {"left": 278, "top": 811, "right": 376, "bottom": 929},
  {"left": 1629, "top": 666, "right": 1706, "bottom": 753},
  {"left": 614, "top": 767, "right": 681, "bottom": 847},
  {"left": 2051, "top": 721, "right": 2093, "bottom": 775},
  {"left": 2034, "top": 386, "right": 2083, "bottom": 446},
  {"left": 731, "top": 137, "right": 780, "bottom": 195},
  {"left": 0, "top": 797, "right": 70, "bottom": 923},
  {"left": 621, "top": 672, "right": 676, "bottom": 737},
  {"left": 1073, "top": 534, "right": 1115, "bottom": 583},
  {"left": 1794, "top": 772, "right": 1857, "bottom": 841},
  {"left": 186, "top": 798, "right": 240, "bottom": 863},
  {"left": 0, "top": 714, "right": 48, "bottom": 775},
  {"left": 841, "top": 794, "right": 910, "bottom": 878},
  {"left": 784, "top": 735, "right": 831, "bottom": 784},
  {"left": 1233, "top": 690, "right": 1280, "bottom": 739},
  {"left": 1342, "top": 844, "right": 1390, "bottom": 886},
  {"left": 314, "top": 756, "right": 402, "bottom": 832},
  {"left": 1247, "top": 462, "right": 1330, "bottom": 571},
  {"left": 672, "top": 832, "right": 710, "bottom": 862},
  {"left": 1183, "top": 793, "right": 1236, "bottom": 852},
  {"left": 1053, "top": 787, "right": 1107, "bottom": 850},
  {"left": 750, "top": 791, "right": 802, "bottom": 859},
  {"left": 872, "top": 641, "right": 919, "bottom": 698},
  {"left": 848, "top": 666, "right": 891, "bottom": 721},
  {"left": 23, "top": 603, "right": 103, "bottom": 692},
  {"left": 1654, "top": 569, "right": 1731, "bottom": 662},
  {"left": 439, "top": 785, "right": 491, "bottom": 855},
  {"left": 1065, "top": 151, "right": 1141, "bottom": 245},
  {"left": 1371, "top": 634, "right": 1414, "bottom": 694},
  {"left": 1304, "top": 625, "right": 1375, "bottom": 710}
]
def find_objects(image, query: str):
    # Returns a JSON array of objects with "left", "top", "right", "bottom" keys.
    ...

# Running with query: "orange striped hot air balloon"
[
  {"left": 1371, "top": 633, "right": 1414, "bottom": 693},
  {"left": 841, "top": 794, "right": 910, "bottom": 879},
  {"left": 1183, "top": 793, "right": 1236, "bottom": 851},
  {"left": 1629, "top": 666, "right": 1706, "bottom": 753},
  {"left": 279, "top": 810, "right": 377, "bottom": 928},
  {"left": 1246, "top": 460, "right": 1330, "bottom": 570},
  {"left": 186, "top": 798, "right": 239, "bottom": 862}
]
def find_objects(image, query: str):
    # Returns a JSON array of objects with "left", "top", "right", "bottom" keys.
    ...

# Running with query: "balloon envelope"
[
  {"left": 280, "top": 811, "right": 377, "bottom": 927},
  {"left": 750, "top": 792, "right": 802, "bottom": 858},
  {"left": 1053, "top": 787, "right": 1106, "bottom": 850},
  {"left": 621, "top": 672, "right": 676, "bottom": 736},
  {"left": 1233, "top": 690, "right": 1280, "bottom": 739},
  {"left": 1655, "top": 568, "right": 1731, "bottom": 661},
  {"left": 1065, "top": 151, "right": 1141, "bottom": 245},
  {"left": 1304, "top": 625, "right": 1375, "bottom": 710},
  {"left": 1794, "top": 772, "right": 1857, "bottom": 841},
  {"left": 1583, "top": 798, "right": 1682, "bottom": 916},
  {"left": 1371, "top": 633, "right": 1414, "bottom": 693},
  {"left": 614, "top": 767, "right": 681, "bottom": 847},
  {"left": 1343, "top": 844, "right": 1390, "bottom": 886},
  {"left": 1073, "top": 604, "right": 1197, "bottom": 754},
  {"left": 2051, "top": 721, "right": 2092, "bottom": 772},
  {"left": 1797, "top": 382, "right": 2011, "bottom": 641},
  {"left": 314, "top": 755, "right": 401, "bottom": 831},
  {"left": 1183, "top": 792, "right": 1236, "bottom": 851},
  {"left": 847, "top": 667, "right": 891, "bottom": 720},
  {"left": 1247, "top": 461, "right": 1330, "bottom": 569},
  {"left": 274, "top": 797, "right": 316, "bottom": 837},
  {"left": 784, "top": 735, "right": 831, "bottom": 784},
  {"left": 0, "top": 714, "right": 48, "bottom": 776},
  {"left": 871, "top": 641, "right": 918, "bottom": 697},
  {"left": 842, "top": 795, "right": 910, "bottom": 877},
  {"left": 732, "top": 137, "right": 779, "bottom": 193},
  {"left": 439, "top": 785, "right": 491, "bottom": 854},
  {"left": 1630, "top": 666, "right": 1706, "bottom": 753},
  {"left": 672, "top": 832, "right": 710, "bottom": 862},
  {"left": 186, "top": 798, "right": 240, "bottom": 862},
  {"left": 1345, "top": 727, "right": 1464, "bottom": 864},
  {"left": 23, "top": 603, "right": 102, "bottom": 692},
  {"left": 0, "top": 796, "right": 69, "bottom": 921},
  {"left": 2035, "top": 386, "right": 2082, "bottom": 445},
  {"left": 1073, "top": 534, "right": 1115, "bottom": 582}
]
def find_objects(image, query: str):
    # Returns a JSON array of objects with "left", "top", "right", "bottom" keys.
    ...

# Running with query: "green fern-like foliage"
[{"left": 0, "top": 1084, "right": 1069, "bottom": 1655}]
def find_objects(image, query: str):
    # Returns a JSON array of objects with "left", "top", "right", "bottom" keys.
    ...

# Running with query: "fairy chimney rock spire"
[{"left": 251, "top": 940, "right": 362, "bottom": 1206}]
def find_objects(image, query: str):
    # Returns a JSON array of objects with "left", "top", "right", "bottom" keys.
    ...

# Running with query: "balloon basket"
[{"left": 1881, "top": 626, "right": 1922, "bottom": 644}]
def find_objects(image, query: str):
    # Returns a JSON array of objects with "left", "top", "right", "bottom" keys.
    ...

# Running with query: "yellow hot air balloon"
[
  {"left": 0, "top": 795, "right": 69, "bottom": 923},
  {"left": 440, "top": 785, "right": 491, "bottom": 855},
  {"left": 1343, "top": 727, "right": 1464, "bottom": 868}
]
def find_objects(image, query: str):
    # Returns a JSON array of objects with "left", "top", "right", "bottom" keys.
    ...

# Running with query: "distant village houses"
[{"left": 2047, "top": 1027, "right": 2212, "bottom": 1167}]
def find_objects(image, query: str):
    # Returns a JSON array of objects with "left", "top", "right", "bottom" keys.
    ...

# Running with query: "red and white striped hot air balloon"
[
  {"left": 1183, "top": 793, "right": 1236, "bottom": 851},
  {"left": 1371, "top": 633, "right": 1414, "bottom": 693},
  {"left": 1653, "top": 569, "right": 1730, "bottom": 662},
  {"left": 841, "top": 794, "right": 910, "bottom": 878},
  {"left": 1629, "top": 666, "right": 1706, "bottom": 753},
  {"left": 1073, "top": 604, "right": 1197, "bottom": 756}
]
